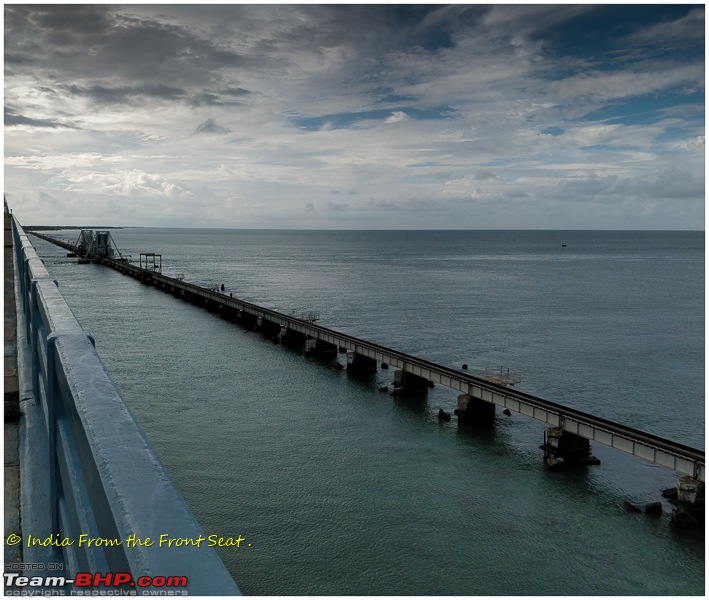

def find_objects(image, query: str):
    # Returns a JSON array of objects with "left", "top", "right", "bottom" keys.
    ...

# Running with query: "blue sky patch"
[
  {"left": 291, "top": 105, "right": 457, "bottom": 131},
  {"left": 582, "top": 91, "right": 704, "bottom": 127}
]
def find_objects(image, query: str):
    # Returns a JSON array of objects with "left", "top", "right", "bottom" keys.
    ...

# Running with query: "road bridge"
[{"left": 11, "top": 221, "right": 240, "bottom": 594}]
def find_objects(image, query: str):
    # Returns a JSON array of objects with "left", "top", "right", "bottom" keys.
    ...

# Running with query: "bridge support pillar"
[
  {"left": 219, "top": 306, "right": 238, "bottom": 323},
  {"left": 671, "top": 476, "right": 705, "bottom": 528},
  {"left": 305, "top": 338, "right": 338, "bottom": 358},
  {"left": 454, "top": 394, "right": 495, "bottom": 424},
  {"left": 347, "top": 352, "right": 377, "bottom": 375},
  {"left": 186, "top": 292, "right": 201, "bottom": 306},
  {"left": 237, "top": 311, "right": 258, "bottom": 330},
  {"left": 260, "top": 318, "right": 282, "bottom": 340},
  {"left": 281, "top": 328, "right": 306, "bottom": 349},
  {"left": 204, "top": 299, "right": 221, "bottom": 314},
  {"left": 392, "top": 369, "right": 428, "bottom": 397},
  {"left": 541, "top": 427, "right": 600, "bottom": 470}
]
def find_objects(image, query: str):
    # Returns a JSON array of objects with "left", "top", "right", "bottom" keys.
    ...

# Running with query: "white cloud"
[
  {"left": 385, "top": 111, "right": 410, "bottom": 123},
  {"left": 670, "top": 135, "right": 705, "bottom": 152},
  {"left": 58, "top": 169, "right": 193, "bottom": 199}
]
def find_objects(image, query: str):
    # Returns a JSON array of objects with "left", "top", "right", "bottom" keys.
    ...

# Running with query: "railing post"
[
  {"left": 29, "top": 279, "right": 42, "bottom": 394},
  {"left": 12, "top": 220, "right": 21, "bottom": 293},
  {"left": 46, "top": 333, "right": 60, "bottom": 533},
  {"left": 21, "top": 256, "right": 31, "bottom": 325}
]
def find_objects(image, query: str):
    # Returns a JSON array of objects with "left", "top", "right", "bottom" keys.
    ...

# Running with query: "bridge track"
[{"left": 31, "top": 231, "right": 705, "bottom": 481}]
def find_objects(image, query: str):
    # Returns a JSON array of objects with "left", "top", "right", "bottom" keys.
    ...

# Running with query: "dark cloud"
[
  {"left": 4, "top": 53, "right": 36, "bottom": 65},
  {"left": 23, "top": 4, "right": 112, "bottom": 34},
  {"left": 189, "top": 87, "right": 251, "bottom": 107},
  {"left": 192, "top": 118, "right": 231, "bottom": 135},
  {"left": 64, "top": 83, "right": 188, "bottom": 105},
  {"left": 222, "top": 87, "right": 251, "bottom": 97},
  {"left": 4, "top": 5, "right": 248, "bottom": 93},
  {"left": 189, "top": 93, "right": 224, "bottom": 107},
  {"left": 4, "top": 107, "right": 75, "bottom": 129},
  {"left": 4, "top": 4, "right": 111, "bottom": 64}
]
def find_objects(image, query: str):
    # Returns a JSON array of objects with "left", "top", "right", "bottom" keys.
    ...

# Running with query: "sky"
[{"left": 3, "top": 3, "right": 705, "bottom": 229}]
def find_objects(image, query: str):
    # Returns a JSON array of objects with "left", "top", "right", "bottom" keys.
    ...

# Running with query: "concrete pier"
[
  {"left": 282, "top": 328, "right": 307, "bottom": 348},
  {"left": 219, "top": 305, "right": 239, "bottom": 323},
  {"left": 392, "top": 369, "right": 429, "bottom": 397},
  {"left": 454, "top": 393, "right": 495, "bottom": 424},
  {"left": 671, "top": 476, "right": 705, "bottom": 528},
  {"left": 204, "top": 298, "right": 221, "bottom": 314},
  {"left": 237, "top": 311, "right": 259, "bottom": 330},
  {"left": 347, "top": 351, "right": 378, "bottom": 375},
  {"left": 541, "top": 426, "right": 600, "bottom": 470},
  {"left": 260, "top": 317, "right": 283, "bottom": 339},
  {"left": 305, "top": 338, "right": 338, "bottom": 357}
]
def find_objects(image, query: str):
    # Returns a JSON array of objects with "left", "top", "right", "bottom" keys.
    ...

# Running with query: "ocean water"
[{"left": 31, "top": 229, "right": 704, "bottom": 595}]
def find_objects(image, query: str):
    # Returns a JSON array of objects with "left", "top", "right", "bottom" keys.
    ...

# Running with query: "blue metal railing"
[{"left": 12, "top": 216, "right": 241, "bottom": 595}]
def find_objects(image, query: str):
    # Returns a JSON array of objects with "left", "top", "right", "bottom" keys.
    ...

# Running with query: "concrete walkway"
[{"left": 4, "top": 210, "right": 22, "bottom": 565}]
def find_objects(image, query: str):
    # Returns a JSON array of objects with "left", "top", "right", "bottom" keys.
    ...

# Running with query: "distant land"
[{"left": 26, "top": 225, "right": 141, "bottom": 230}]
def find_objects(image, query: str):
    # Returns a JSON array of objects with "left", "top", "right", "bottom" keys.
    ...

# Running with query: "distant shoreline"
[
  {"left": 25, "top": 225, "right": 142, "bottom": 230},
  {"left": 19, "top": 226, "right": 704, "bottom": 233}
]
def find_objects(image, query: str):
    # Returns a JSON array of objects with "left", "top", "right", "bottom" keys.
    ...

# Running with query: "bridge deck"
[
  {"left": 31, "top": 231, "right": 705, "bottom": 482},
  {"left": 17, "top": 226, "right": 240, "bottom": 592}
]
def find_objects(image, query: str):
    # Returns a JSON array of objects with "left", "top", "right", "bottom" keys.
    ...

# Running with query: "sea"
[{"left": 30, "top": 229, "right": 704, "bottom": 596}]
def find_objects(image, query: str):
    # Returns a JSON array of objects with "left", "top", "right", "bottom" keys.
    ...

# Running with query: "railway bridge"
[{"left": 27, "top": 226, "right": 706, "bottom": 528}]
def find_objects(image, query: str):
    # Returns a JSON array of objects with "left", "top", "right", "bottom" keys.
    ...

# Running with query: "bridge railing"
[{"left": 12, "top": 217, "right": 241, "bottom": 595}]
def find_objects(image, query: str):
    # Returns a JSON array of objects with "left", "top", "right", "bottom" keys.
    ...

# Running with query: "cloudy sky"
[{"left": 4, "top": 3, "right": 705, "bottom": 229}]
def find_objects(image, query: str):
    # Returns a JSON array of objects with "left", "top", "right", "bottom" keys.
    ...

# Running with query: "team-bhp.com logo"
[{"left": 3, "top": 572, "right": 189, "bottom": 596}]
